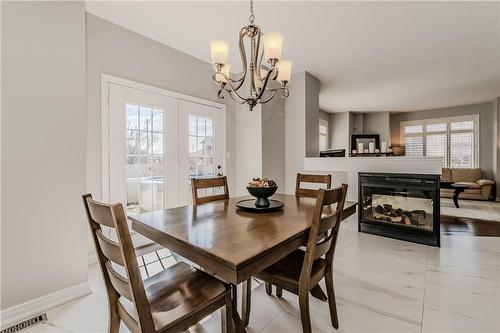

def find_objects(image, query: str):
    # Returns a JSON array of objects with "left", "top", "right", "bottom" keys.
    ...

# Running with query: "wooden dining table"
[{"left": 130, "top": 193, "right": 357, "bottom": 332}]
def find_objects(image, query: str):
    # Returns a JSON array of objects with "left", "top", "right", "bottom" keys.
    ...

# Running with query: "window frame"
[
  {"left": 319, "top": 119, "right": 329, "bottom": 152},
  {"left": 400, "top": 114, "right": 480, "bottom": 168}
]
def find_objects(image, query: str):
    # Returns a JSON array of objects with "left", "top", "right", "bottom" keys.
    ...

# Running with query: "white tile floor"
[{"left": 23, "top": 230, "right": 500, "bottom": 333}]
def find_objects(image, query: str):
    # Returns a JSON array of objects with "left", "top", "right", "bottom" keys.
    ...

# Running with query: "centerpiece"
[{"left": 236, "top": 177, "right": 284, "bottom": 212}]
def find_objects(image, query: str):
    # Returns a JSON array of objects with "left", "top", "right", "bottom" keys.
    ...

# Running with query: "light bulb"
[
  {"left": 210, "top": 41, "right": 229, "bottom": 65},
  {"left": 276, "top": 60, "right": 293, "bottom": 82},
  {"left": 262, "top": 32, "right": 283, "bottom": 62}
]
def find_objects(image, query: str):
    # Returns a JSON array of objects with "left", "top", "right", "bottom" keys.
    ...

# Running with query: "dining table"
[{"left": 130, "top": 193, "right": 357, "bottom": 333}]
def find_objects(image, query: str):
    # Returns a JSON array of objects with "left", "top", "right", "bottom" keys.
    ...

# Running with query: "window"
[
  {"left": 319, "top": 119, "right": 329, "bottom": 151},
  {"left": 401, "top": 115, "right": 479, "bottom": 168},
  {"left": 125, "top": 104, "right": 164, "bottom": 214}
]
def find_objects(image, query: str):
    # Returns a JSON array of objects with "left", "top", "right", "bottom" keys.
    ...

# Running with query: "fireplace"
[{"left": 358, "top": 173, "right": 440, "bottom": 246}]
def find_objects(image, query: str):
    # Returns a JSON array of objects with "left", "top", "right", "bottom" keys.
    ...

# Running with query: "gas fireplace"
[{"left": 359, "top": 173, "right": 440, "bottom": 247}]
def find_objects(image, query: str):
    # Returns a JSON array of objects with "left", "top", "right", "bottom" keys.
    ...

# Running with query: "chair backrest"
[
  {"left": 82, "top": 194, "right": 155, "bottom": 332},
  {"left": 299, "top": 184, "right": 348, "bottom": 286},
  {"left": 191, "top": 176, "right": 229, "bottom": 205},
  {"left": 295, "top": 173, "right": 332, "bottom": 198}
]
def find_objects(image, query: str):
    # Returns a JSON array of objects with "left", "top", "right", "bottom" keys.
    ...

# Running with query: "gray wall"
[
  {"left": 262, "top": 96, "right": 285, "bottom": 191},
  {"left": 85, "top": 14, "right": 237, "bottom": 198},
  {"left": 330, "top": 112, "right": 350, "bottom": 151},
  {"left": 305, "top": 73, "right": 320, "bottom": 157},
  {"left": 495, "top": 98, "right": 500, "bottom": 195},
  {"left": 364, "top": 111, "right": 391, "bottom": 145},
  {"left": 285, "top": 72, "right": 306, "bottom": 193},
  {"left": 391, "top": 102, "right": 497, "bottom": 179},
  {"left": 1, "top": 1, "right": 88, "bottom": 309}
]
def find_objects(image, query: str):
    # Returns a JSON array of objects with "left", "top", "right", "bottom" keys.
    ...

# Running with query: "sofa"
[{"left": 441, "top": 168, "right": 496, "bottom": 201}]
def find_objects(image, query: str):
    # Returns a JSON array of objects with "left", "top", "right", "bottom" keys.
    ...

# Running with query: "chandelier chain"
[{"left": 249, "top": 0, "right": 255, "bottom": 24}]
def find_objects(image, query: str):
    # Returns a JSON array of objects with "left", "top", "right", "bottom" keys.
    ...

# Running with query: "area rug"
[{"left": 441, "top": 198, "right": 500, "bottom": 222}]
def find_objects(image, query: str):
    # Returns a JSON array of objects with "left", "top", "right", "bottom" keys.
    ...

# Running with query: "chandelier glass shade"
[{"left": 210, "top": 0, "right": 292, "bottom": 111}]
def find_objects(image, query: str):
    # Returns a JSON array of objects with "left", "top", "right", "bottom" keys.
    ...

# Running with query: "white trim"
[
  {"left": 100, "top": 73, "right": 226, "bottom": 204},
  {"left": 400, "top": 114, "right": 480, "bottom": 168},
  {"left": 0, "top": 282, "right": 91, "bottom": 329}
]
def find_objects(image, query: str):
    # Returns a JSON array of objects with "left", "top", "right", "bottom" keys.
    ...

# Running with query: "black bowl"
[{"left": 246, "top": 186, "right": 278, "bottom": 207}]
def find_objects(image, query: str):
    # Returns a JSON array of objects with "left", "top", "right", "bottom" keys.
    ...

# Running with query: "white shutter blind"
[
  {"left": 425, "top": 123, "right": 447, "bottom": 167},
  {"left": 450, "top": 131, "right": 474, "bottom": 168},
  {"left": 319, "top": 120, "right": 328, "bottom": 151},
  {"left": 403, "top": 125, "right": 423, "bottom": 157},
  {"left": 401, "top": 115, "right": 478, "bottom": 168},
  {"left": 404, "top": 135, "right": 424, "bottom": 156}
]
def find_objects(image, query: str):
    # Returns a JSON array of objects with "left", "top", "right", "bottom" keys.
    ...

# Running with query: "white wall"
[
  {"left": 262, "top": 96, "right": 285, "bottom": 192},
  {"left": 85, "top": 13, "right": 237, "bottom": 199},
  {"left": 1, "top": 1, "right": 88, "bottom": 310},
  {"left": 235, "top": 104, "right": 263, "bottom": 196}
]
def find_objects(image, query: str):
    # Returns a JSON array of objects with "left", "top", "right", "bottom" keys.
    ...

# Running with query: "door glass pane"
[
  {"left": 126, "top": 104, "right": 139, "bottom": 130},
  {"left": 189, "top": 115, "right": 197, "bottom": 135},
  {"left": 206, "top": 118, "right": 213, "bottom": 137},
  {"left": 187, "top": 114, "right": 217, "bottom": 205},
  {"left": 139, "top": 106, "right": 152, "bottom": 131},
  {"left": 126, "top": 103, "right": 165, "bottom": 214},
  {"left": 152, "top": 109, "right": 163, "bottom": 132}
]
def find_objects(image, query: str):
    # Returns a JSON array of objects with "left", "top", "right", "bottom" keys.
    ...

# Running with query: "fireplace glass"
[
  {"left": 363, "top": 192, "right": 434, "bottom": 231},
  {"left": 359, "top": 173, "right": 440, "bottom": 246}
]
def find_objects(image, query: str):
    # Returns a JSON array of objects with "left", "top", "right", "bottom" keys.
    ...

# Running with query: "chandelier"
[{"left": 210, "top": 0, "right": 293, "bottom": 111}]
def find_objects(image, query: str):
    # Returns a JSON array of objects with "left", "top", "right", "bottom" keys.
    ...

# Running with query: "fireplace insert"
[{"left": 358, "top": 173, "right": 440, "bottom": 247}]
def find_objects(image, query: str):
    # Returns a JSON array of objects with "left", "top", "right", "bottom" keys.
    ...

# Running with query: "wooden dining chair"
[
  {"left": 246, "top": 184, "right": 348, "bottom": 333},
  {"left": 263, "top": 172, "right": 333, "bottom": 300},
  {"left": 191, "top": 176, "right": 229, "bottom": 205},
  {"left": 295, "top": 173, "right": 332, "bottom": 197},
  {"left": 82, "top": 194, "right": 233, "bottom": 333}
]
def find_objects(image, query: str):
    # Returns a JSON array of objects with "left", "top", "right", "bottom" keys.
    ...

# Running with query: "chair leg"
[
  {"left": 108, "top": 304, "right": 120, "bottom": 333},
  {"left": 325, "top": 272, "right": 339, "bottom": 329},
  {"left": 276, "top": 286, "right": 283, "bottom": 298},
  {"left": 298, "top": 289, "right": 312, "bottom": 333},
  {"left": 242, "top": 279, "right": 251, "bottom": 327},
  {"left": 222, "top": 292, "right": 233, "bottom": 333},
  {"left": 265, "top": 282, "right": 273, "bottom": 295}
]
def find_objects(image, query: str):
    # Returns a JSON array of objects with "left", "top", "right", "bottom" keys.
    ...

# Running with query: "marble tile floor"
[{"left": 22, "top": 231, "right": 500, "bottom": 333}]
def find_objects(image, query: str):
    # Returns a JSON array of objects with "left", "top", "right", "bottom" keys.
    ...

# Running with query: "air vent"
[{"left": 1, "top": 313, "right": 47, "bottom": 333}]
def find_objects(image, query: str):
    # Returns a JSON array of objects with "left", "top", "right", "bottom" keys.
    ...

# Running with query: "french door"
[{"left": 104, "top": 80, "right": 226, "bottom": 216}]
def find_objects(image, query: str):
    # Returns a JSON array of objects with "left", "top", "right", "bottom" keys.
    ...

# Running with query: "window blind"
[
  {"left": 401, "top": 115, "right": 478, "bottom": 168},
  {"left": 319, "top": 120, "right": 328, "bottom": 151}
]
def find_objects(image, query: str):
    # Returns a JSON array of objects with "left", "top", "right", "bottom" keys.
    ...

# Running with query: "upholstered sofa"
[{"left": 441, "top": 168, "right": 496, "bottom": 201}]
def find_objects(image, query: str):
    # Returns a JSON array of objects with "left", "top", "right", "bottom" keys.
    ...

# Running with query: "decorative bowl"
[{"left": 246, "top": 186, "right": 278, "bottom": 207}]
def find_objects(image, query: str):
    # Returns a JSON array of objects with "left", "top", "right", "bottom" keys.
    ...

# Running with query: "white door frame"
[{"left": 101, "top": 73, "right": 226, "bottom": 203}]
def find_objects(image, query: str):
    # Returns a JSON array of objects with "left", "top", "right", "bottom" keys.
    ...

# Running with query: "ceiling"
[{"left": 86, "top": 1, "right": 500, "bottom": 113}]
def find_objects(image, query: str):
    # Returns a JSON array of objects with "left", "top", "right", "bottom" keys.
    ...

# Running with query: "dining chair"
[
  {"left": 245, "top": 184, "right": 348, "bottom": 333},
  {"left": 82, "top": 194, "right": 233, "bottom": 333},
  {"left": 295, "top": 173, "right": 332, "bottom": 197},
  {"left": 191, "top": 176, "right": 229, "bottom": 205},
  {"left": 263, "top": 172, "right": 333, "bottom": 299}
]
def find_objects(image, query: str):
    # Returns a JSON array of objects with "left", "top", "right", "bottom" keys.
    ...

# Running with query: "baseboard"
[{"left": 0, "top": 281, "right": 92, "bottom": 328}]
